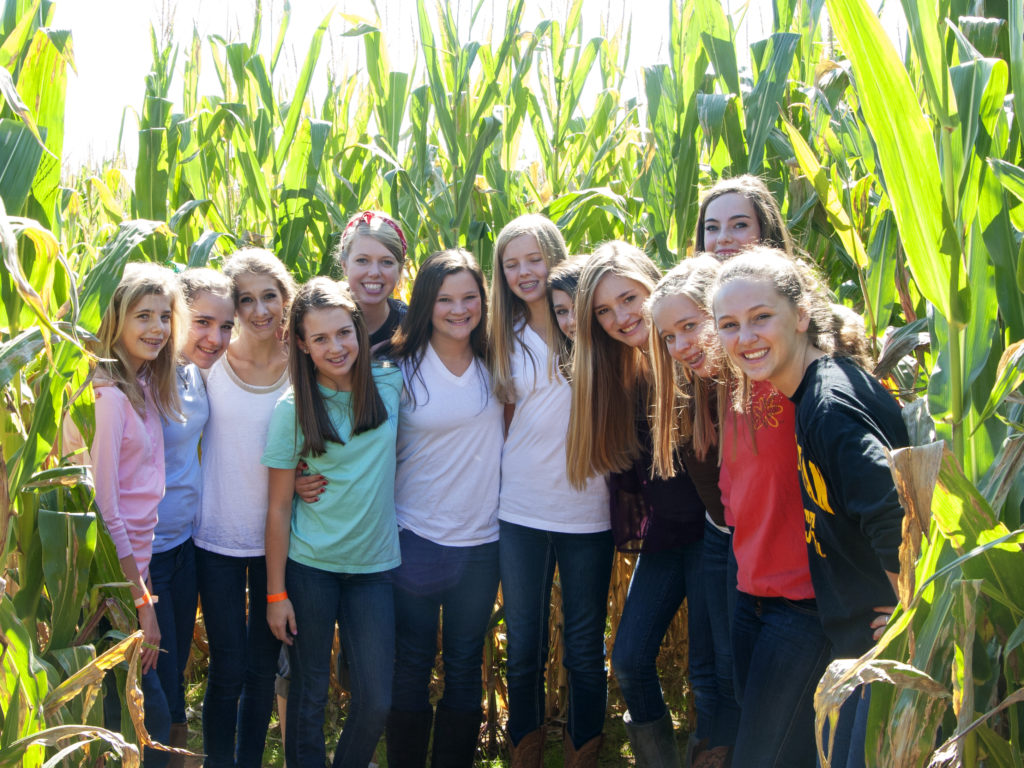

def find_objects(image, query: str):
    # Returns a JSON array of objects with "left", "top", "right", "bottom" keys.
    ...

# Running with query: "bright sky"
[{"left": 52, "top": 1, "right": 883, "bottom": 170}]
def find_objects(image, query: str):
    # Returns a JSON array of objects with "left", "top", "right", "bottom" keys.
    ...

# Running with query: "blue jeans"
[
  {"left": 731, "top": 591, "right": 832, "bottom": 767},
  {"left": 195, "top": 547, "right": 281, "bottom": 768},
  {"left": 703, "top": 522, "right": 740, "bottom": 747},
  {"left": 285, "top": 559, "right": 394, "bottom": 768},
  {"left": 151, "top": 538, "right": 198, "bottom": 724},
  {"left": 498, "top": 520, "right": 614, "bottom": 749},
  {"left": 611, "top": 537, "right": 715, "bottom": 741},
  {"left": 392, "top": 530, "right": 500, "bottom": 713}
]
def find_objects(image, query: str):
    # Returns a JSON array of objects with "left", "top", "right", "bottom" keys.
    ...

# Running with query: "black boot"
[
  {"left": 430, "top": 705, "right": 482, "bottom": 768},
  {"left": 386, "top": 708, "right": 434, "bottom": 768}
]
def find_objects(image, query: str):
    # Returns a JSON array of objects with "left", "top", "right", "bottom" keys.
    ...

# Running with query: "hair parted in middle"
[
  {"left": 695, "top": 174, "right": 796, "bottom": 257},
  {"left": 487, "top": 213, "right": 568, "bottom": 403},
  {"left": 566, "top": 240, "right": 662, "bottom": 489},
  {"left": 645, "top": 254, "right": 725, "bottom": 478},
  {"left": 287, "top": 277, "right": 388, "bottom": 457},
  {"left": 334, "top": 210, "right": 408, "bottom": 266},
  {"left": 223, "top": 247, "right": 296, "bottom": 312},
  {"left": 390, "top": 248, "right": 489, "bottom": 406}
]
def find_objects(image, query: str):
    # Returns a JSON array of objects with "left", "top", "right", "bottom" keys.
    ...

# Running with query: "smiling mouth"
[
  {"left": 140, "top": 337, "right": 164, "bottom": 348},
  {"left": 250, "top": 317, "right": 274, "bottom": 329},
  {"left": 620, "top": 319, "right": 642, "bottom": 335},
  {"left": 195, "top": 344, "right": 220, "bottom": 356},
  {"left": 684, "top": 351, "right": 705, "bottom": 368},
  {"left": 325, "top": 354, "right": 349, "bottom": 367},
  {"left": 741, "top": 349, "right": 768, "bottom": 361},
  {"left": 518, "top": 280, "right": 539, "bottom": 292},
  {"left": 362, "top": 282, "right": 385, "bottom": 293}
]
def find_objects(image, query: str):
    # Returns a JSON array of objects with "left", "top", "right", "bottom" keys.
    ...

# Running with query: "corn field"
[{"left": 1, "top": 0, "right": 1023, "bottom": 765}]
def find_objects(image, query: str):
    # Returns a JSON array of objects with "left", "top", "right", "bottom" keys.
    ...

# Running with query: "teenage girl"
[
  {"left": 88, "top": 263, "right": 186, "bottom": 768},
  {"left": 335, "top": 210, "right": 409, "bottom": 357},
  {"left": 193, "top": 249, "right": 295, "bottom": 768},
  {"left": 695, "top": 174, "right": 796, "bottom": 260},
  {"left": 151, "top": 268, "right": 234, "bottom": 759},
  {"left": 684, "top": 176, "right": 831, "bottom": 768},
  {"left": 712, "top": 249, "right": 907, "bottom": 768},
  {"left": 565, "top": 242, "right": 715, "bottom": 766},
  {"left": 383, "top": 249, "right": 503, "bottom": 768},
  {"left": 646, "top": 255, "right": 741, "bottom": 767},
  {"left": 264, "top": 277, "right": 402, "bottom": 768},
  {"left": 489, "top": 214, "right": 612, "bottom": 766}
]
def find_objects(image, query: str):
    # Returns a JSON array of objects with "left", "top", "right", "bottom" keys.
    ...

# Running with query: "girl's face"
[
  {"left": 118, "top": 293, "right": 173, "bottom": 374},
  {"left": 652, "top": 293, "right": 716, "bottom": 378},
  {"left": 593, "top": 274, "right": 650, "bottom": 348},
  {"left": 183, "top": 291, "right": 235, "bottom": 369},
  {"left": 343, "top": 235, "right": 401, "bottom": 309},
  {"left": 431, "top": 270, "right": 482, "bottom": 346},
  {"left": 713, "top": 277, "right": 809, "bottom": 395},
  {"left": 551, "top": 288, "right": 576, "bottom": 340},
  {"left": 298, "top": 306, "right": 359, "bottom": 392},
  {"left": 501, "top": 235, "right": 549, "bottom": 308},
  {"left": 703, "top": 193, "right": 762, "bottom": 258},
  {"left": 235, "top": 273, "right": 285, "bottom": 341}
]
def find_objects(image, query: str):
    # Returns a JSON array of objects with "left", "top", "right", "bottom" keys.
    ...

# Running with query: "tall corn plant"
[{"left": 789, "top": 0, "right": 1024, "bottom": 765}]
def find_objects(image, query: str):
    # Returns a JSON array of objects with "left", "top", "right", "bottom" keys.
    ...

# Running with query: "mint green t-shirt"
[{"left": 261, "top": 365, "right": 402, "bottom": 573}]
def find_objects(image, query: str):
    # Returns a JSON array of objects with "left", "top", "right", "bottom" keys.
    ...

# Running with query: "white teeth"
[
  {"left": 363, "top": 283, "right": 384, "bottom": 291},
  {"left": 743, "top": 349, "right": 768, "bottom": 360},
  {"left": 519, "top": 280, "right": 539, "bottom": 291}
]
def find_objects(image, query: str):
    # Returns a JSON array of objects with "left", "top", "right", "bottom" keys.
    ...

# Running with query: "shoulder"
[
  {"left": 373, "top": 362, "right": 404, "bottom": 390},
  {"left": 388, "top": 297, "right": 408, "bottom": 318}
]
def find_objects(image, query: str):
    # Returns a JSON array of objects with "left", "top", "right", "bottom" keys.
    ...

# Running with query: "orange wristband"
[
  {"left": 267, "top": 591, "right": 288, "bottom": 603},
  {"left": 134, "top": 592, "right": 152, "bottom": 609}
]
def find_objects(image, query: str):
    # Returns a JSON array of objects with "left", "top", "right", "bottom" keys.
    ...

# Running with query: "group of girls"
[{"left": 80, "top": 173, "right": 907, "bottom": 768}]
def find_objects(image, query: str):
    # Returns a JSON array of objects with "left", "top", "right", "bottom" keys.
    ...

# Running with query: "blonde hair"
[
  {"left": 487, "top": 214, "right": 568, "bottom": 403},
  {"left": 566, "top": 241, "right": 661, "bottom": 488},
  {"left": 711, "top": 246, "right": 833, "bottom": 410},
  {"left": 96, "top": 262, "right": 185, "bottom": 420},
  {"left": 646, "top": 254, "right": 724, "bottom": 478},
  {"left": 223, "top": 248, "right": 296, "bottom": 312}
]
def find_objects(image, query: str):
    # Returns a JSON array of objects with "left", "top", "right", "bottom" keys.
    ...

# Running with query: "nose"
[
  {"left": 368, "top": 259, "right": 382, "bottom": 276},
  {"left": 566, "top": 311, "right": 576, "bottom": 333},
  {"left": 670, "top": 334, "right": 687, "bottom": 357},
  {"left": 615, "top": 305, "right": 630, "bottom": 326},
  {"left": 738, "top": 323, "right": 757, "bottom": 345}
]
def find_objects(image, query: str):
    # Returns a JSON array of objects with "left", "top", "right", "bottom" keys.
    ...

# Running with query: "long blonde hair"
[
  {"left": 487, "top": 214, "right": 568, "bottom": 403},
  {"left": 96, "top": 263, "right": 185, "bottom": 420},
  {"left": 646, "top": 255, "right": 724, "bottom": 478},
  {"left": 566, "top": 241, "right": 661, "bottom": 488}
]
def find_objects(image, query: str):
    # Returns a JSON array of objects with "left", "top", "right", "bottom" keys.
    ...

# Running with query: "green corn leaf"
[
  {"left": 0, "top": 64, "right": 45, "bottom": 149},
  {"left": 827, "top": 0, "right": 964, "bottom": 325},
  {"left": 38, "top": 510, "right": 96, "bottom": 651},
  {"left": 0, "top": 326, "right": 43, "bottom": 389},
  {"left": 1010, "top": 0, "right": 1024, "bottom": 140},
  {"left": 187, "top": 230, "right": 234, "bottom": 268},
  {"left": 974, "top": 341, "right": 1024, "bottom": 428},
  {"left": 0, "top": 118, "right": 43, "bottom": 214},
  {"left": 272, "top": 8, "right": 330, "bottom": 173},
  {"left": 897, "top": 0, "right": 958, "bottom": 129},
  {"left": 744, "top": 32, "right": 799, "bottom": 175}
]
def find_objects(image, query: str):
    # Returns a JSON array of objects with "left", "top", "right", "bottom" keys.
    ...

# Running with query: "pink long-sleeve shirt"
[{"left": 90, "top": 382, "right": 166, "bottom": 582}]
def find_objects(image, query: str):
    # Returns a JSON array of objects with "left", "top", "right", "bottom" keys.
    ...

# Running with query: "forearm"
[
  {"left": 265, "top": 468, "right": 295, "bottom": 595},
  {"left": 118, "top": 553, "right": 149, "bottom": 599}
]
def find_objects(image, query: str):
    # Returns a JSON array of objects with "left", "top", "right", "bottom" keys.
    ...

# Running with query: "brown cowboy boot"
[
  {"left": 509, "top": 726, "right": 546, "bottom": 768},
  {"left": 564, "top": 730, "right": 603, "bottom": 768}
]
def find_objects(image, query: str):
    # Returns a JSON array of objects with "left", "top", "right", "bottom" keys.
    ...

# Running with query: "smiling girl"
[
  {"left": 712, "top": 249, "right": 907, "bottom": 768},
  {"left": 335, "top": 210, "right": 409, "bottom": 358},
  {"left": 263, "top": 277, "right": 403, "bottom": 768},
  {"left": 566, "top": 243, "right": 716, "bottom": 766},
  {"left": 193, "top": 249, "right": 295, "bottom": 768},
  {"left": 384, "top": 249, "right": 503, "bottom": 767},
  {"left": 488, "top": 214, "right": 611, "bottom": 766},
  {"left": 150, "top": 268, "right": 234, "bottom": 760},
  {"left": 695, "top": 175, "right": 795, "bottom": 260},
  {"left": 86, "top": 263, "right": 186, "bottom": 767}
]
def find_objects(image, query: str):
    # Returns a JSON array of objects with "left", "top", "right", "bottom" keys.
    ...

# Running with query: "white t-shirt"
[
  {"left": 395, "top": 344, "right": 503, "bottom": 546},
  {"left": 498, "top": 323, "right": 610, "bottom": 533},
  {"left": 194, "top": 354, "right": 290, "bottom": 557}
]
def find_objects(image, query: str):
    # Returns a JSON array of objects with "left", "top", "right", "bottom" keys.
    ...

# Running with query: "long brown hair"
[
  {"left": 546, "top": 255, "right": 586, "bottom": 380},
  {"left": 646, "top": 255, "right": 725, "bottom": 478},
  {"left": 96, "top": 262, "right": 185, "bottom": 420},
  {"left": 566, "top": 241, "right": 661, "bottom": 488},
  {"left": 287, "top": 277, "right": 387, "bottom": 457},
  {"left": 695, "top": 175, "right": 795, "bottom": 257},
  {"left": 487, "top": 214, "right": 568, "bottom": 403},
  {"left": 390, "top": 248, "right": 489, "bottom": 406}
]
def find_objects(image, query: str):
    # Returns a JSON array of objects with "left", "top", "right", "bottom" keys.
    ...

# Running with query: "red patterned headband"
[{"left": 343, "top": 211, "right": 407, "bottom": 258}]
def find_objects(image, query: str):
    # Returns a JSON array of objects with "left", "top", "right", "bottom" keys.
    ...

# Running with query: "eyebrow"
[{"left": 704, "top": 212, "right": 753, "bottom": 223}]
